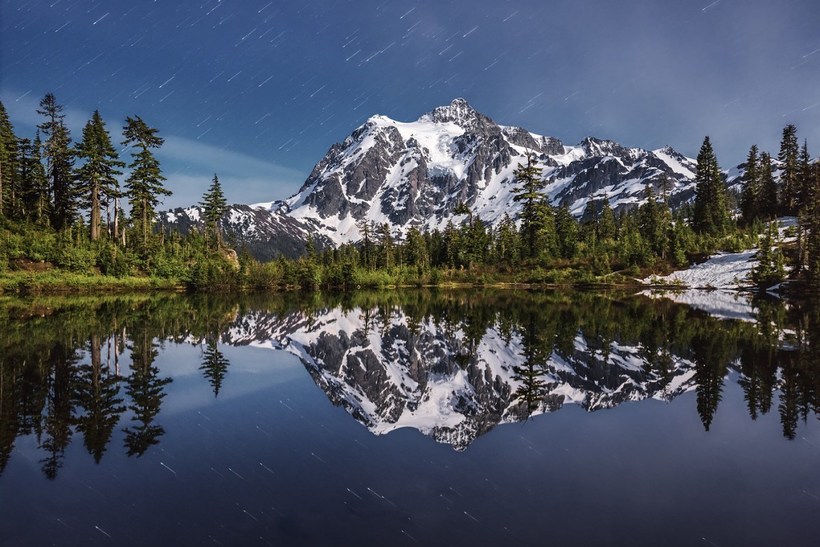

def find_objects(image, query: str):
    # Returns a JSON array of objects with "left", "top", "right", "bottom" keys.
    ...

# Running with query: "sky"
[{"left": 2, "top": 0, "right": 819, "bottom": 209}]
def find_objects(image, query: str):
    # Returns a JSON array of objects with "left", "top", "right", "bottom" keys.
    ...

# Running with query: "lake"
[{"left": 1, "top": 289, "right": 819, "bottom": 546}]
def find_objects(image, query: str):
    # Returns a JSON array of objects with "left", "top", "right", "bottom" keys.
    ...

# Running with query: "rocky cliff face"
[{"left": 163, "top": 98, "right": 699, "bottom": 258}]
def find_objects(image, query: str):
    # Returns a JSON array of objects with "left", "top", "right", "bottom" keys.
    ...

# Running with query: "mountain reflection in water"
[{"left": 1, "top": 290, "right": 818, "bottom": 478}]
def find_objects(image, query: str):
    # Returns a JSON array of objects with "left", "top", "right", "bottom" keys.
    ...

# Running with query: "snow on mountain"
[
  {"left": 162, "top": 98, "right": 700, "bottom": 257},
  {"left": 224, "top": 303, "right": 700, "bottom": 450},
  {"left": 270, "top": 98, "right": 699, "bottom": 246}
]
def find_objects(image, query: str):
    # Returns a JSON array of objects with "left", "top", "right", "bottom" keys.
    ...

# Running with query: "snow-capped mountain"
[
  {"left": 163, "top": 98, "right": 699, "bottom": 257},
  {"left": 224, "top": 303, "right": 698, "bottom": 450}
]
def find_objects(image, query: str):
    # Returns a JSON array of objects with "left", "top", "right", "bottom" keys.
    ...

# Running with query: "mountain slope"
[{"left": 163, "top": 98, "right": 699, "bottom": 257}]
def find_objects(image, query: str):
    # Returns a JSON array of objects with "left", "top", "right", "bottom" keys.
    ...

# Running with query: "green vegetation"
[{"left": 2, "top": 94, "right": 820, "bottom": 293}]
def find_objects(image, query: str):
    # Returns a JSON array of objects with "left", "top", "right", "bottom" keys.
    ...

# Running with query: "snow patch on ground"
[{"left": 646, "top": 250, "right": 757, "bottom": 289}]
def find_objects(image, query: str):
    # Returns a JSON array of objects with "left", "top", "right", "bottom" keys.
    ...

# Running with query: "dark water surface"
[{"left": 1, "top": 290, "right": 819, "bottom": 546}]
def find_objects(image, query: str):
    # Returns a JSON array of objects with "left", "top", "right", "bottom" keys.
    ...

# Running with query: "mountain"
[
  {"left": 162, "top": 98, "right": 699, "bottom": 258},
  {"left": 223, "top": 302, "right": 698, "bottom": 450}
]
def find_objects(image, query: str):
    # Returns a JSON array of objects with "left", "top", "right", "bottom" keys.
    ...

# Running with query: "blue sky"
[{"left": 2, "top": 0, "right": 819, "bottom": 209}]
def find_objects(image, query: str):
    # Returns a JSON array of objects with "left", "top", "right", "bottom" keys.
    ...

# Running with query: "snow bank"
[{"left": 646, "top": 250, "right": 757, "bottom": 289}]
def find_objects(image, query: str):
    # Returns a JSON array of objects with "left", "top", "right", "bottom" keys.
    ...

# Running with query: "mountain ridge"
[{"left": 163, "top": 98, "right": 700, "bottom": 258}]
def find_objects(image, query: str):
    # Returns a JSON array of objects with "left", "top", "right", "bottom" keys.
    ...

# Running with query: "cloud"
[
  {"left": 158, "top": 135, "right": 306, "bottom": 208},
  {"left": 1, "top": 88, "right": 307, "bottom": 209}
]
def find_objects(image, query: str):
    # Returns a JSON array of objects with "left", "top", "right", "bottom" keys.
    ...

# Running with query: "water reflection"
[{"left": 0, "top": 290, "right": 818, "bottom": 478}]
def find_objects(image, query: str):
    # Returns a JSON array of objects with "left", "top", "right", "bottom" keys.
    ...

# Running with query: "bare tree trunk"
[
  {"left": 113, "top": 197, "right": 119, "bottom": 239},
  {"left": 90, "top": 182, "right": 100, "bottom": 241}
]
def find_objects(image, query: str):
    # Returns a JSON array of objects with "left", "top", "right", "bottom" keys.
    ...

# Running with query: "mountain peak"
[{"left": 419, "top": 97, "right": 490, "bottom": 128}]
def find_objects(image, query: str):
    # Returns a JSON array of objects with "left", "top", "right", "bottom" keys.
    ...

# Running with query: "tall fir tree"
[
  {"left": 797, "top": 140, "right": 813, "bottom": 272},
  {"left": 75, "top": 111, "right": 124, "bottom": 241},
  {"left": 598, "top": 197, "right": 617, "bottom": 241},
  {"left": 122, "top": 115, "right": 170, "bottom": 252},
  {"left": 692, "top": 136, "right": 730, "bottom": 236},
  {"left": 777, "top": 124, "right": 800, "bottom": 215},
  {"left": 806, "top": 163, "right": 820, "bottom": 290},
  {"left": 740, "top": 144, "right": 760, "bottom": 224},
  {"left": 37, "top": 93, "right": 77, "bottom": 231},
  {"left": 555, "top": 203, "right": 578, "bottom": 259},
  {"left": 199, "top": 173, "right": 228, "bottom": 248},
  {"left": 638, "top": 183, "right": 670, "bottom": 258},
  {"left": 0, "top": 101, "right": 19, "bottom": 218},
  {"left": 17, "top": 133, "right": 50, "bottom": 224},
  {"left": 512, "top": 152, "right": 550, "bottom": 259},
  {"left": 758, "top": 152, "right": 779, "bottom": 221},
  {"left": 494, "top": 213, "right": 519, "bottom": 264}
]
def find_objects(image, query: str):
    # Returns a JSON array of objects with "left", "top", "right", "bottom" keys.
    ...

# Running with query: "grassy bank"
[{"left": 0, "top": 270, "right": 183, "bottom": 294}]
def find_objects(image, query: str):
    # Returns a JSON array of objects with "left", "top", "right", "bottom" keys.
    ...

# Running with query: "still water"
[{"left": 1, "top": 290, "right": 819, "bottom": 546}]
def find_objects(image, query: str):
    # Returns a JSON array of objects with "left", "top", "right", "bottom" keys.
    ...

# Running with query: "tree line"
[
  {"left": 2, "top": 93, "right": 819, "bottom": 292},
  {"left": 251, "top": 124, "right": 819, "bottom": 292},
  {"left": 0, "top": 94, "right": 231, "bottom": 283}
]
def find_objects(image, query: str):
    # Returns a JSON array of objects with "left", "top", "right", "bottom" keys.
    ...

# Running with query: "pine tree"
[
  {"left": 598, "top": 197, "right": 617, "bottom": 241},
  {"left": 692, "top": 136, "right": 730, "bottom": 236},
  {"left": 37, "top": 93, "right": 77, "bottom": 231},
  {"left": 638, "top": 183, "right": 669, "bottom": 257},
  {"left": 555, "top": 203, "right": 578, "bottom": 259},
  {"left": 740, "top": 144, "right": 760, "bottom": 224},
  {"left": 806, "top": 163, "right": 820, "bottom": 290},
  {"left": 494, "top": 213, "right": 519, "bottom": 264},
  {"left": 75, "top": 111, "right": 125, "bottom": 241},
  {"left": 18, "top": 133, "right": 50, "bottom": 224},
  {"left": 357, "top": 218, "right": 374, "bottom": 270},
  {"left": 751, "top": 221, "right": 785, "bottom": 289},
  {"left": 375, "top": 223, "right": 394, "bottom": 270},
  {"left": 758, "top": 152, "right": 779, "bottom": 221},
  {"left": 778, "top": 124, "right": 800, "bottom": 215},
  {"left": 404, "top": 226, "right": 428, "bottom": 269},
  {"left": 199, "top": 173, "right": 227, "bottom": 248},
  {"left": 0, "top": 101, "right": 19, "bottom": 218},
  {"left": 122, "top": 115, "right": 170, "bottom": 252},
  {"left": 512, "top": 152, "right": 548, "bottom": 259},
  {"left": 796, "top": 140, "right": 813, "bottom": 272}
]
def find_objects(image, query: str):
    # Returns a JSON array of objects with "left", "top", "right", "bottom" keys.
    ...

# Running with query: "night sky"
[{"left": 2, "top": 0, "right": 819, "bottom": 209}]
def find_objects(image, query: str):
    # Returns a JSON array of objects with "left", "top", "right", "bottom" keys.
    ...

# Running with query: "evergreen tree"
[
  {"left": 18, "top": 133, "right": 50, "bottom": 224},
  {"left": 0, "top": 101, "right": 19, "bottom": 218},
  {"left": 758, "top": 152, "right": 779, "bottom": 221},
  {"left": 806, "top": 163, "right": 820, "bottom": 290},
  {"left": 356, "top": 218, "right": 375, "bottom": 270},
  {"left": 598, "top": 197, "right": 617, "bottom": 241},
  {"left": 494, "top": 213, "right": 519, "bottom": 264},
  {"left": 376, "top": 222, "right": 394, "bottom": 270},
  {"left": 740, "top": 144, "right": 760, "bottom": 224},
  {"left": 555, "top": 203, "right": 578, "bottom": 259},
  {"left": 638, "top": 183, "right": 669, "bottom": 258},
  {"left": 404, "top": 226, "right": 428, "bottom": 269},
  {"left": 797, "top": 140, "right": 812, "bottom": 206},
  {"left": 751, "top": 221, "right": 785, "bottom": 289},
  {"left": 692, "top": 136, "right": 730, "bottom": 236},
  {"left": 778, "top": 124, "right": 800, "bottom": 215},
  {"left": 796, "top": 140, "right": 813, "bottom": 272},
  {"left": 75, "top": 111, "right": 124, "bottom": 241},
  {"left": 37, "top": 93, "right": 76, "bottom": 230},
  {"left": 199, "top": 173, "right": 228, "bottom": 248},
  {"left": 122, "top": 115, "right": 170, "bottom": 252},
  {"left": 512, "top": 152, "right": 548, "bottom": 259}
]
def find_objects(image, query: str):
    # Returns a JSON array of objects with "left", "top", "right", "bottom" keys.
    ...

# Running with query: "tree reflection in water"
[{"left": 0, "top": 290, "right": 819, "bottom": 477}]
